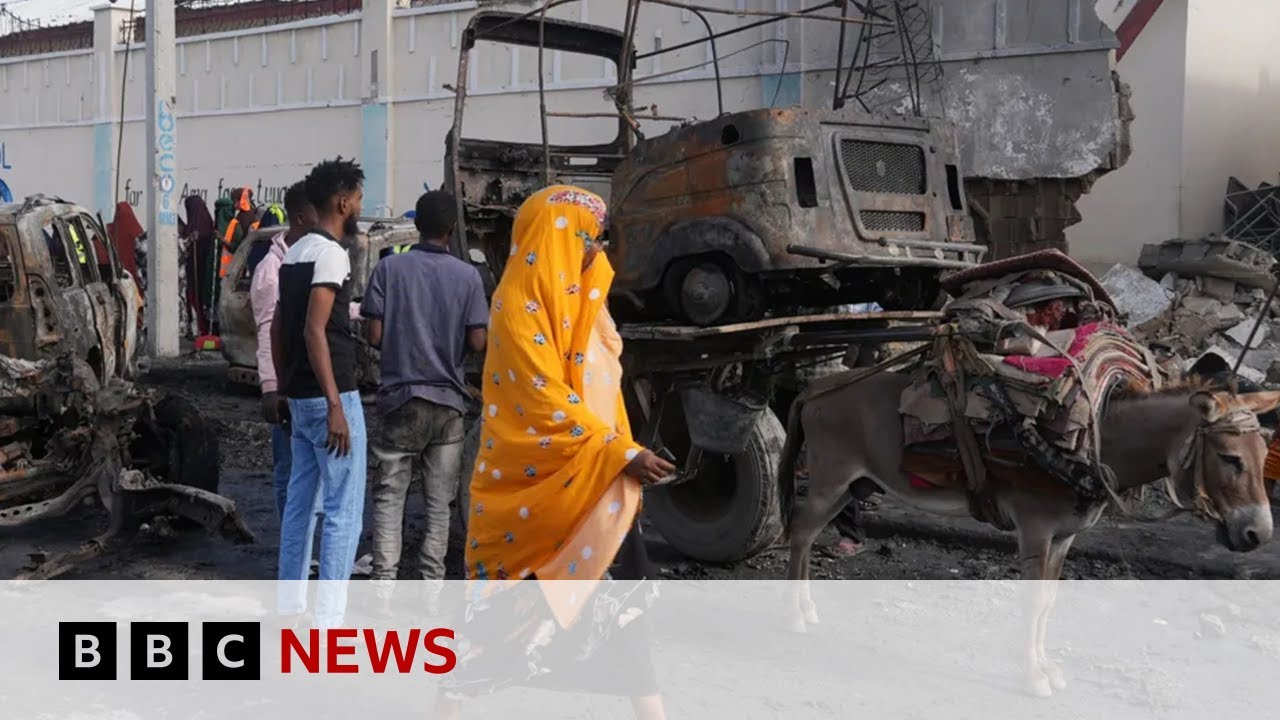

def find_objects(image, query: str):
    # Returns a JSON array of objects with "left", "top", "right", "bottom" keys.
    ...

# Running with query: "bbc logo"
[{"left": 58, "top": 621, "right": 262, "bottom": 681}]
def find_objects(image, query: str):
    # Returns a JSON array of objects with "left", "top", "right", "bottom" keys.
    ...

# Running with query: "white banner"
[{"left": 0, "top": 580, "right": 1274, "bottom": 718}]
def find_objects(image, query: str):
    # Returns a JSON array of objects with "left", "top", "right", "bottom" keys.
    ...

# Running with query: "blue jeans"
[
  {"left": 271, "top": 423, "right": 292, "bottom": 521},
  {"left": 273, "top": 422, "right": 322, "bottom": 524},
  {"left": 277, "top": 392, "right": 367, "bottom": 627}
]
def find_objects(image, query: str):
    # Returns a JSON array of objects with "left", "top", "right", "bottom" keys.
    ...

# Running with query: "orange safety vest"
[
  {"left": 219, "top": 189, "right": 260, "bottom": 278},
  {"left": 1266, "top": 437, "right": 1280, "bottom": 482}
]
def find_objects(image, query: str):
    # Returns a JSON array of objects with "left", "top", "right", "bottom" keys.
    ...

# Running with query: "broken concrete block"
[
  {"left": 1266, "top": 360, "right": 1280, "bottom": 385},
  {"left": 1224, "top": 319, "right": 1269, "bottom": 348},
  {"left": 1180, "top": 295, "right": 1222, "bottom": 316},
  {"left": 1139, "top": 236, "right": 1276, "bottom": 291},
  {"left": 1202, "top": 276, "right": 1239, "bottom": 303},
  {"left": 1192, "top": 346, "right": 1266, "bottom": 384},
  {"left": 1216, "top": 303, "right": 1247, "bottom": 327},
  {"left": 1172, "top": 312, "right": 1217, "bottom": 349},
  {"left": 1160, "top": 272, "right": 1178, "bottom": 291},
  {"left": 1101, "top": 264, "right": 1173, "bottom": 328}
]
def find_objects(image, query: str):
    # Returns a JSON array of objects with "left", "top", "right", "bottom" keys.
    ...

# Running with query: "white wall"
[
  {"left": 0, "top": 0, "right": 819, "bottom": 219},
  {"left": 1071, "top": 0, "right": 1280, "bottom": 266},
  {"left": 1069, "top": 0, "right": 1188, "bottom": 268},
  {"left": 1177, "top": 0, "right": 1280, "bottom": 238}
]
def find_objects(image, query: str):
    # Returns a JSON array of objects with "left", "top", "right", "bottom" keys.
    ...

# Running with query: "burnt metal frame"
[{"left": 452, "top": 1, "right": 887, "bottom": 208}]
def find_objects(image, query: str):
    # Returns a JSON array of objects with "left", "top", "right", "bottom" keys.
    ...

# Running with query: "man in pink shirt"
[{"left": 250, "top": 182, "right": 318, "bottom": 519}]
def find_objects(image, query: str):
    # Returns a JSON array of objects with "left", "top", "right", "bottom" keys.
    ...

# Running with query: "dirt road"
[{"left": 2, "top": 354, "right": 1278, "bottom": 580}]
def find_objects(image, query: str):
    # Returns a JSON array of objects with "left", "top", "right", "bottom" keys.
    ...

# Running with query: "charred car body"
[{"left": 0, "top": 195, "right": 251, "bottom": 578}]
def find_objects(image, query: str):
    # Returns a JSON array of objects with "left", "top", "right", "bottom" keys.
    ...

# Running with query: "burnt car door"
[
  {"left": 39, "top": 216, "right": 98, "bottom": 369},
  {"left": 54, "top": 213, "right": 119, "bottom": 380},
  {"left": 444, "top": 11, "right": 633, "bottom": 279},
  {"left": 75, "top": 212, "right": 135, "bottom": 376}
]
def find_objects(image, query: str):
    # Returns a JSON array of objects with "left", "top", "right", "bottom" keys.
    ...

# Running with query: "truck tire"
[
  {"left": 643, "top": 408, "right": 786, "bottom": 563},
  {"left": 151, "top": 394, "right": 220, "bottom": 495}
]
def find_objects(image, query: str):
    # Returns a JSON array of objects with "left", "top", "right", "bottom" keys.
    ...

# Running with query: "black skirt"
[{"left": 442, "top": 522, "right": 660, "bottom": 699}]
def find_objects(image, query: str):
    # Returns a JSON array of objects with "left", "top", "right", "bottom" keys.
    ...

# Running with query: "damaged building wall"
[
  {"left": 1177, "top": 0, "right": 1280, "bottom": 240},
  {"left": 1072, "top": 0, "right": 1280, "bottom": 269},
  {"left": 794, "top": 0, "right": 1128, "bottom": 259}
]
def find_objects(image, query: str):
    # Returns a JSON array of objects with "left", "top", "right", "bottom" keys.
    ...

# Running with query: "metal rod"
[
  {"left": 874, "top": 237, "right": 988, "bottom": 253},
  {"left": 636, "top": 2, "right": 852, "bottom": 59},
  {"left": 448, "top": 15, "right": 472, "bottom": 260},
  {"left": 789, "top": 326, "right": 952, "bottom": 347},
  {"left": 833, "top": 0, "right": 851, "bottom": 109},
  {"left": 538, "top": 1, "right": 552, "bottom": 185},
  {"left": 787, "top": 244, "right": 979, "bottom": 269},
  {"left": 1232, "top": 278, "right": 1280, "bottom": 376},
  {"left": 643, "top": 0, "right": 887, "bottom": 25},
  {"left": 686, "top": 7, "right": 724, "bottom": 116},
  {"left": 546, "top": 111, "right": 688, "bottom": 122}
]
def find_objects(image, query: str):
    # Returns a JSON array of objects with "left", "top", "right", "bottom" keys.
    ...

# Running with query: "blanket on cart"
[{"left": 898, "top": 251, "right": 1169, "bottom": 520}]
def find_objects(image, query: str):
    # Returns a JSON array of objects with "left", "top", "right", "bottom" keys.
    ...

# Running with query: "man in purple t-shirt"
[{"left": 360, "top": 191, "right": 488, "bottom": 591}]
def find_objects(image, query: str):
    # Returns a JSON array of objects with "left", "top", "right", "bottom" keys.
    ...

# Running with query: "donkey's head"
[{"left": 1175, "top": 390, "right": 1280, "bottom": 552}]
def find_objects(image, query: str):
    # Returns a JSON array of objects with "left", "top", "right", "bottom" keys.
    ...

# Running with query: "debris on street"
[{"left": 1107, "top": 236, "right": 1280, "bottom": 381}]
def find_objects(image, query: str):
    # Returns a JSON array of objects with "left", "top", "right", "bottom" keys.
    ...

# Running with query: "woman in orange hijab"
[{"left": 441, "top": 185, "right": 674, "bottom": 718}]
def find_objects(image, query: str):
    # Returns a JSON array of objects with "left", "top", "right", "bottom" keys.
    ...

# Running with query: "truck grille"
[
  {"left": 860, "top": 210, "right": 925, "bottom": 233},
  {"left": 840, "top": 140, "right": 926, "bottom": 194}
]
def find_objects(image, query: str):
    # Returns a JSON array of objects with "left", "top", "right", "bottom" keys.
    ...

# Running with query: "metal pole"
[{"left": 145, "top": 0, "right": 179, "bottom": 357}]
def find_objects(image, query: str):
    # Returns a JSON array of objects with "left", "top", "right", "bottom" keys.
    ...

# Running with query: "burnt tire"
[
  {"left": 152, "top": 394, "right": 220, "bottom": 495},
  {"left": 643, "top": 408, "right": 786, "bottom": 563}
]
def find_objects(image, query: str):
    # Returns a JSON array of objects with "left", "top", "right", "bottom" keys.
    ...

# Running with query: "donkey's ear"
[
  {"left": 1190, "top": 391, "right": 1227, "bottom": 421},
  {"left": 1236, "top": 391, "right": 1280, "bottom": 415}
]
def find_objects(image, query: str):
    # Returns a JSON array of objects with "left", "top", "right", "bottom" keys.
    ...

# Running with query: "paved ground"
[{"left": 2, "top": 354, "right": 1279, "bottom": 581}]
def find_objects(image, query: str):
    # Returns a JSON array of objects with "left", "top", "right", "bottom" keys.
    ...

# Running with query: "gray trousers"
[{"left": 370, "top": 398, "right": 465, "bottom": 581}]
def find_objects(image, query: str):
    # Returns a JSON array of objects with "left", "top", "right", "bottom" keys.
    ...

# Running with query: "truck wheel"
[
  {"left": 643, "top": 408, "right": 786, "bottom": 563},
  {"left": 150, "top": 394, "right": 220, "bottom": 495},
  {"left": 663, "top": 258, "right": 736, "bottom": 326}
]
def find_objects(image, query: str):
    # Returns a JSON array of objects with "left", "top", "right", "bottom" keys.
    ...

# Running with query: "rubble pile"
[{"left": 1101, "top": 237, "right": 1279, "bottom": 384}]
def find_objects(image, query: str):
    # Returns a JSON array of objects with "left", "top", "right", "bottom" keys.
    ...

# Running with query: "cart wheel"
[{"left": 643, "top": 408, "right": 786, "bottom": 563}]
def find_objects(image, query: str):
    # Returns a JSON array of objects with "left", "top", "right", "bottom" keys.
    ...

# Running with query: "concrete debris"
[
  {"left": 1189, "top": 347, "right": 1265, "bottom": 385},
  {"left": 1126, "top": 237, "right": 1280, "bottom": 384},
  {"left": 1138, "top": 236, "right": 1276, "bottom": 291},
  {"left": 1266, "top": 360, "right": 1280, "bottom": 385},
  {"left": 1216, "top": 302, "right": 1246, "bottom": 326},
  {"left": 1201, "top": 276, "right": 1240, "bottom": 304},
  {"left": 1224, "top": 319, "right": 1268, "bottom": 348},
  {"left": 1100, "top": 264, "right": 1172, "bottom": 329}
]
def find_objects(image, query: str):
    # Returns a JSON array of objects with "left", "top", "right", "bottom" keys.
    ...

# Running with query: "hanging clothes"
[
  {"left": 184, "top": 195, "right": 217, "bottom": 336},
  {"left": 108, "top": 202, "right": 143, "bottom": 281}
]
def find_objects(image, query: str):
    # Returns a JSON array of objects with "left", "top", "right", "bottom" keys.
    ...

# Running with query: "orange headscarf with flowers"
[{"left": 466, "top": 185, "right": 644, "bottom": 625}]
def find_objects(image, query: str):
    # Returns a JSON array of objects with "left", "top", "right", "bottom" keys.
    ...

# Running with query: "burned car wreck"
[{"left": 0, "top": 195, "right": 252, "bottom": 579}]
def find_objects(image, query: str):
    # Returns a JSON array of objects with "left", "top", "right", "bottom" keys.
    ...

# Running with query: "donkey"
[{"left": 780, "top": 369, "right": 1280, "bottom": 697}]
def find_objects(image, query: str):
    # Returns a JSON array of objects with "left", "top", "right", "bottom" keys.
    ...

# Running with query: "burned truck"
[
  {"left": 443, "top": 8, "right": 974, "bottom": 561},
  {"left": 0, "top": 195, "right": 251, "bottom": 578},
  {"left": 446, "top": 0, "right": 1130, "bottom": 563}
]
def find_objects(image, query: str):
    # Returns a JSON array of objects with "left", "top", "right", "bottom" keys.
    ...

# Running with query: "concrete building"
[{"left": 1070, "top": 0, "right": 1280, "bottom": 268}]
